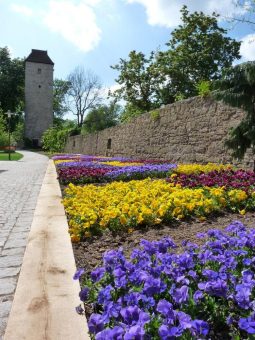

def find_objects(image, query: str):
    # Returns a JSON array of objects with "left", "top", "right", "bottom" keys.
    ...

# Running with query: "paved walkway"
[{"left": 0, "top": 151, "right": 48, "bottom": 339}]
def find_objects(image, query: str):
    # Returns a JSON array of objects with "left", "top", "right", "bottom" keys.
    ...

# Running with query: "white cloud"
[
  {"left": 82, "top": 0, "right": 101, "bottom": 5},
  {"left": 109, "top": 83, "right": 122, "bottom": 94},
  {"left": 10, "top": 3, "right": 33, "bottom": 16},
  {"left": 99, "top": 84, "right": 121, "bottom": 100},
  {"left": 43, "top": 0, "right": 101, "bottom": 52},
  {"left": 10, "top": 0, "right": 102, "bottom": 53},
  {"left": 240, "top": 33, "right": 255, "bottom": 61},
  {"left": 7, "top": 45, "right": 15, "bottom": 57},
  {"left": 126, "top": 0, "right": 247, "bottom": 27}
]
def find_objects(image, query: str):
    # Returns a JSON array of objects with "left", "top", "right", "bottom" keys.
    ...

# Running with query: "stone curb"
[{"left": 4, "top": 160, "right": 89, "bottom": 340}]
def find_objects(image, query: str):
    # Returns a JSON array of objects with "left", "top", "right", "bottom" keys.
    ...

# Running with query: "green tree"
[
  {"left": 119, "top": 103, "right": 143, "bottom": 123},
  {"left": 213, "top": 61, "right": 255, "bottom": 163},
  {"left": 53, "top": 78, "right": 70, "bottom": 125},
  {"left": 228, "top": 1, "right": 255, "bottom": 27},
  {"left": 110, "top": 50, "right": 163, "bottom": 113},
  {"left": 67, "top": 67, "right": 102, "bottom": 127},
  {"left": 158, "top": 6, "right": 241, "bottom": 100},
  {"left": 0, "top": 47, "right": 25, "bottom": 113},
  {"left": 12, "top": 121, "right": 25, "bottom": 146},
  {"left": 0, "top": 110, "right": 8, "bottom": 146},
  {"left": 82, "top": 101, "right": 120, "bottom": 133},
  {"left": 42, "top": 120, "right": 77, "bottom": 152}
]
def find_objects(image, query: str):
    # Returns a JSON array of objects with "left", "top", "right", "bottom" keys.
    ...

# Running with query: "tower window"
[
  {"left": 38, "top": 68, "right": 42, "bottom": 74},
  {"left": 107, "top": 138, "right": 112, "bottom": 149}
]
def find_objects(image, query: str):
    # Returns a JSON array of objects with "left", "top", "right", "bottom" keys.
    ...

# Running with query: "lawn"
[{"left": 0, "top": 151, "right": 23, "bottom": 161}]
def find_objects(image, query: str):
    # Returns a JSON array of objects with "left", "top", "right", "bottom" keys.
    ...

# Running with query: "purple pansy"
[
  {"left": 91, "top": 267, "right": 106, "bottom": 283},
  {"left": 239, "top": 314, "right": 255, "bottom": 334},
  {"left": 88, "top": 314, "right": 105, "bottom": 334},
  {"left": 172, "top": 285, "right": 189, "bottom": 305},
  {"left": 79, "top": 287, "right": 89, "bottom": 302},
  {"left": 75, "top": 221, "right": 255, "bottom": 338},
  {"left": 73, "top": 268, "right": 84, "bottom": 280}
]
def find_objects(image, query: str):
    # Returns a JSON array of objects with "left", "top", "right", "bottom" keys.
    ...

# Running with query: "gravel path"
[{"left": 0, "top": 151, "right": 48, "bottom": 339}]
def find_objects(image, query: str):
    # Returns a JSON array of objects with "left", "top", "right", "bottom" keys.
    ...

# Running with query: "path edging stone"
[{"left": 4, "top": 160, "right": 89, "bottom": 340}]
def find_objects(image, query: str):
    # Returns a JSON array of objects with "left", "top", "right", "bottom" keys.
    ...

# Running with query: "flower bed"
[
  {"left": 168, "top": 169, "right": 255, "bottom": 192},
  {"left": 53, "top": 154, "right": 234, "bottom": 185},
  {"left": 63, "top": 178, "right": 254, "bottom": 241},
  {"left": 53, "top": 154, "right": 177, "bottom": 184},
  {"left": 175, "top": 163, "right": 232, "bottom": 175},
  {"left": 75, "top": 221, "right": 255, "bottom": 339},
  {"left": 54, "top": 154, "right": 255, "bottom": 338}
]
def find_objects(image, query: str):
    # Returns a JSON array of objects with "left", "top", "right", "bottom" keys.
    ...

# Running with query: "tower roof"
[{"left": 25, "top": 49, "right": 54, "bottom": 65}]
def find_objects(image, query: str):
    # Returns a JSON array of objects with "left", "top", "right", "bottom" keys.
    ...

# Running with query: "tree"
[
  {"left": 53, "top": 79, "right": 70, "bottom": 123},
  {"left": 110, "top": 7, "right": 241, "bottom": 114},
  {"left": 110, "top": 50, "right": 164, "bottom": 113},
  {"left": 0, "top": 110, "right": 8, "bottom": 146},
  {"left": 158, "top": 6, "right": 241, "bottom": 99},
  {"left": 42, "top": 120, "right": 77, "bottom": 152},
  {"left": 67, "top": 67, "right": 102, "bottom": 127},
  {"left": 227, "top": 1, "right": 255, "bottom": 27},
  {"left": 213, "top": 61, "right": 255, "bottom": 164},
  {"left": 119, "top": 103, "right": 144, "bottom": 123},
  {"left": 82, "top": 101, "right": 120, "bottom": 133},
  {"left": 0, "top": 47, "right": 25, "bottom": 113}
]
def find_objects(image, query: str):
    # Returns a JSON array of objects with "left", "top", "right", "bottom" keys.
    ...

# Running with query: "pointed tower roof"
[{"left": 25, "top": 49, "right": 54, "bottom": 65}]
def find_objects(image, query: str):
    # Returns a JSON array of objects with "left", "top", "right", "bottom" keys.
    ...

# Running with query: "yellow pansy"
[
  {"left": 63, "top": 177, "right": 251, "bottom": 240},
  {"left": 175, "top": 163, "right": 232, "bottom": 175}
]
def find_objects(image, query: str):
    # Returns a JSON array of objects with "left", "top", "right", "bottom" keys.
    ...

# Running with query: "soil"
[
  {"left": 62, "top": 175, "right": 255, "bottom": 336},
  {"left": 72, "top": 211, "right": 255, "bottom": 276}
]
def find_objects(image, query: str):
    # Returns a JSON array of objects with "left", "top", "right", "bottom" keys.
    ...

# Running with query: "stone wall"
[{"left": 65, "top": 96, "right": 252, "bottom": 167}]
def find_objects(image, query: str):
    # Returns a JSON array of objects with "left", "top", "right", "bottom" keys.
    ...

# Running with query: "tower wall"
[{"left": 25, "top": 61, "right": 53, "bottom": 145}]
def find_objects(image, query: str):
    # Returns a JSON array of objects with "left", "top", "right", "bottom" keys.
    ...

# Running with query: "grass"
[{"left": 0, "top": 151, "right": 23, "bottom": 161}]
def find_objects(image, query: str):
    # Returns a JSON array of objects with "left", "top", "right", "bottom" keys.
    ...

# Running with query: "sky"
[{"left": 1, "top": 0, "right": 255, "bottom": 93}]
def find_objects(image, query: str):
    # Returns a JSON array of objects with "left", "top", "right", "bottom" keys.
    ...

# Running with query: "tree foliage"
[
  {"left": 110, "top": 6, "right": 241, "bottom": 119},
  {"left": 228, "top": 1, "right": 255, "bottom": 27},
  {"left": 53, "top": 79, "right": 70, "bottom": 120},
  {"left": 119, "top": 103, "right": 144, "bottom": 123},
  {"left": 0, "top": 110, "right": 17, "bottom": 146},
  {"left": 82, "top": 101, "right": 120, "bottom": 133},
  {"left": 0, "top": 111, "right": 8, "bottom": 146},
  {"left": 158, "top": 6, "right": 241, "bottom": 99},
  {"left": 0, "top": 47, "right": 25, "bottom": 113},
  {"left": 213, "top": 61, "right": 255, "bottom": 160},
  {"left": 41, "top": 121, "right": 77, "bottom": 152},
  {"left": 110, "top": 50, "right": 164, "bottom": 112},
  {"left": 67, "top": 67, "right": 102, "bottom": 127},
  {"left": 0, "top": 47, "right": 25, "bottom": 132}
]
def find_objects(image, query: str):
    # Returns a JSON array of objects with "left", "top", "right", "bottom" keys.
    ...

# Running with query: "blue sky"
[{"left": 1, "top": 0, "right": 255, "bottom": 93}]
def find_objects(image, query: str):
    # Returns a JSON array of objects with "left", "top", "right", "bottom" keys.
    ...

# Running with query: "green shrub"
[
  {"left": 174, "top": 93, "right": 185, "bottom": 102},
  {"left": 0, "top": 131, "right": 9, "bottom": 146},
  {"left": 196, "top": 80, "right": 211, "bottom": 97},
  {"left": 12, "top": 122, "right": 24, "bottom": 145},
  {"left": 150, "top": 110, "right": 160, "bottom": 121},
  {"left": 0, "top": 112, "right": 16, "bottom": 146},
  {"left": 42, "top": 127, "right": 71, "bottom": 152}
]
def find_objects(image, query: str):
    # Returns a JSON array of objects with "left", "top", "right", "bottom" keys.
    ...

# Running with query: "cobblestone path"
[{"left": 0, "top": 151, "right": 48, "bottom": 339}]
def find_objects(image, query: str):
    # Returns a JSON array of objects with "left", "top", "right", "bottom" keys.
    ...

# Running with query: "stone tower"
[{"left": 25, "top": 49, "right": 54, "bottom": 147}]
